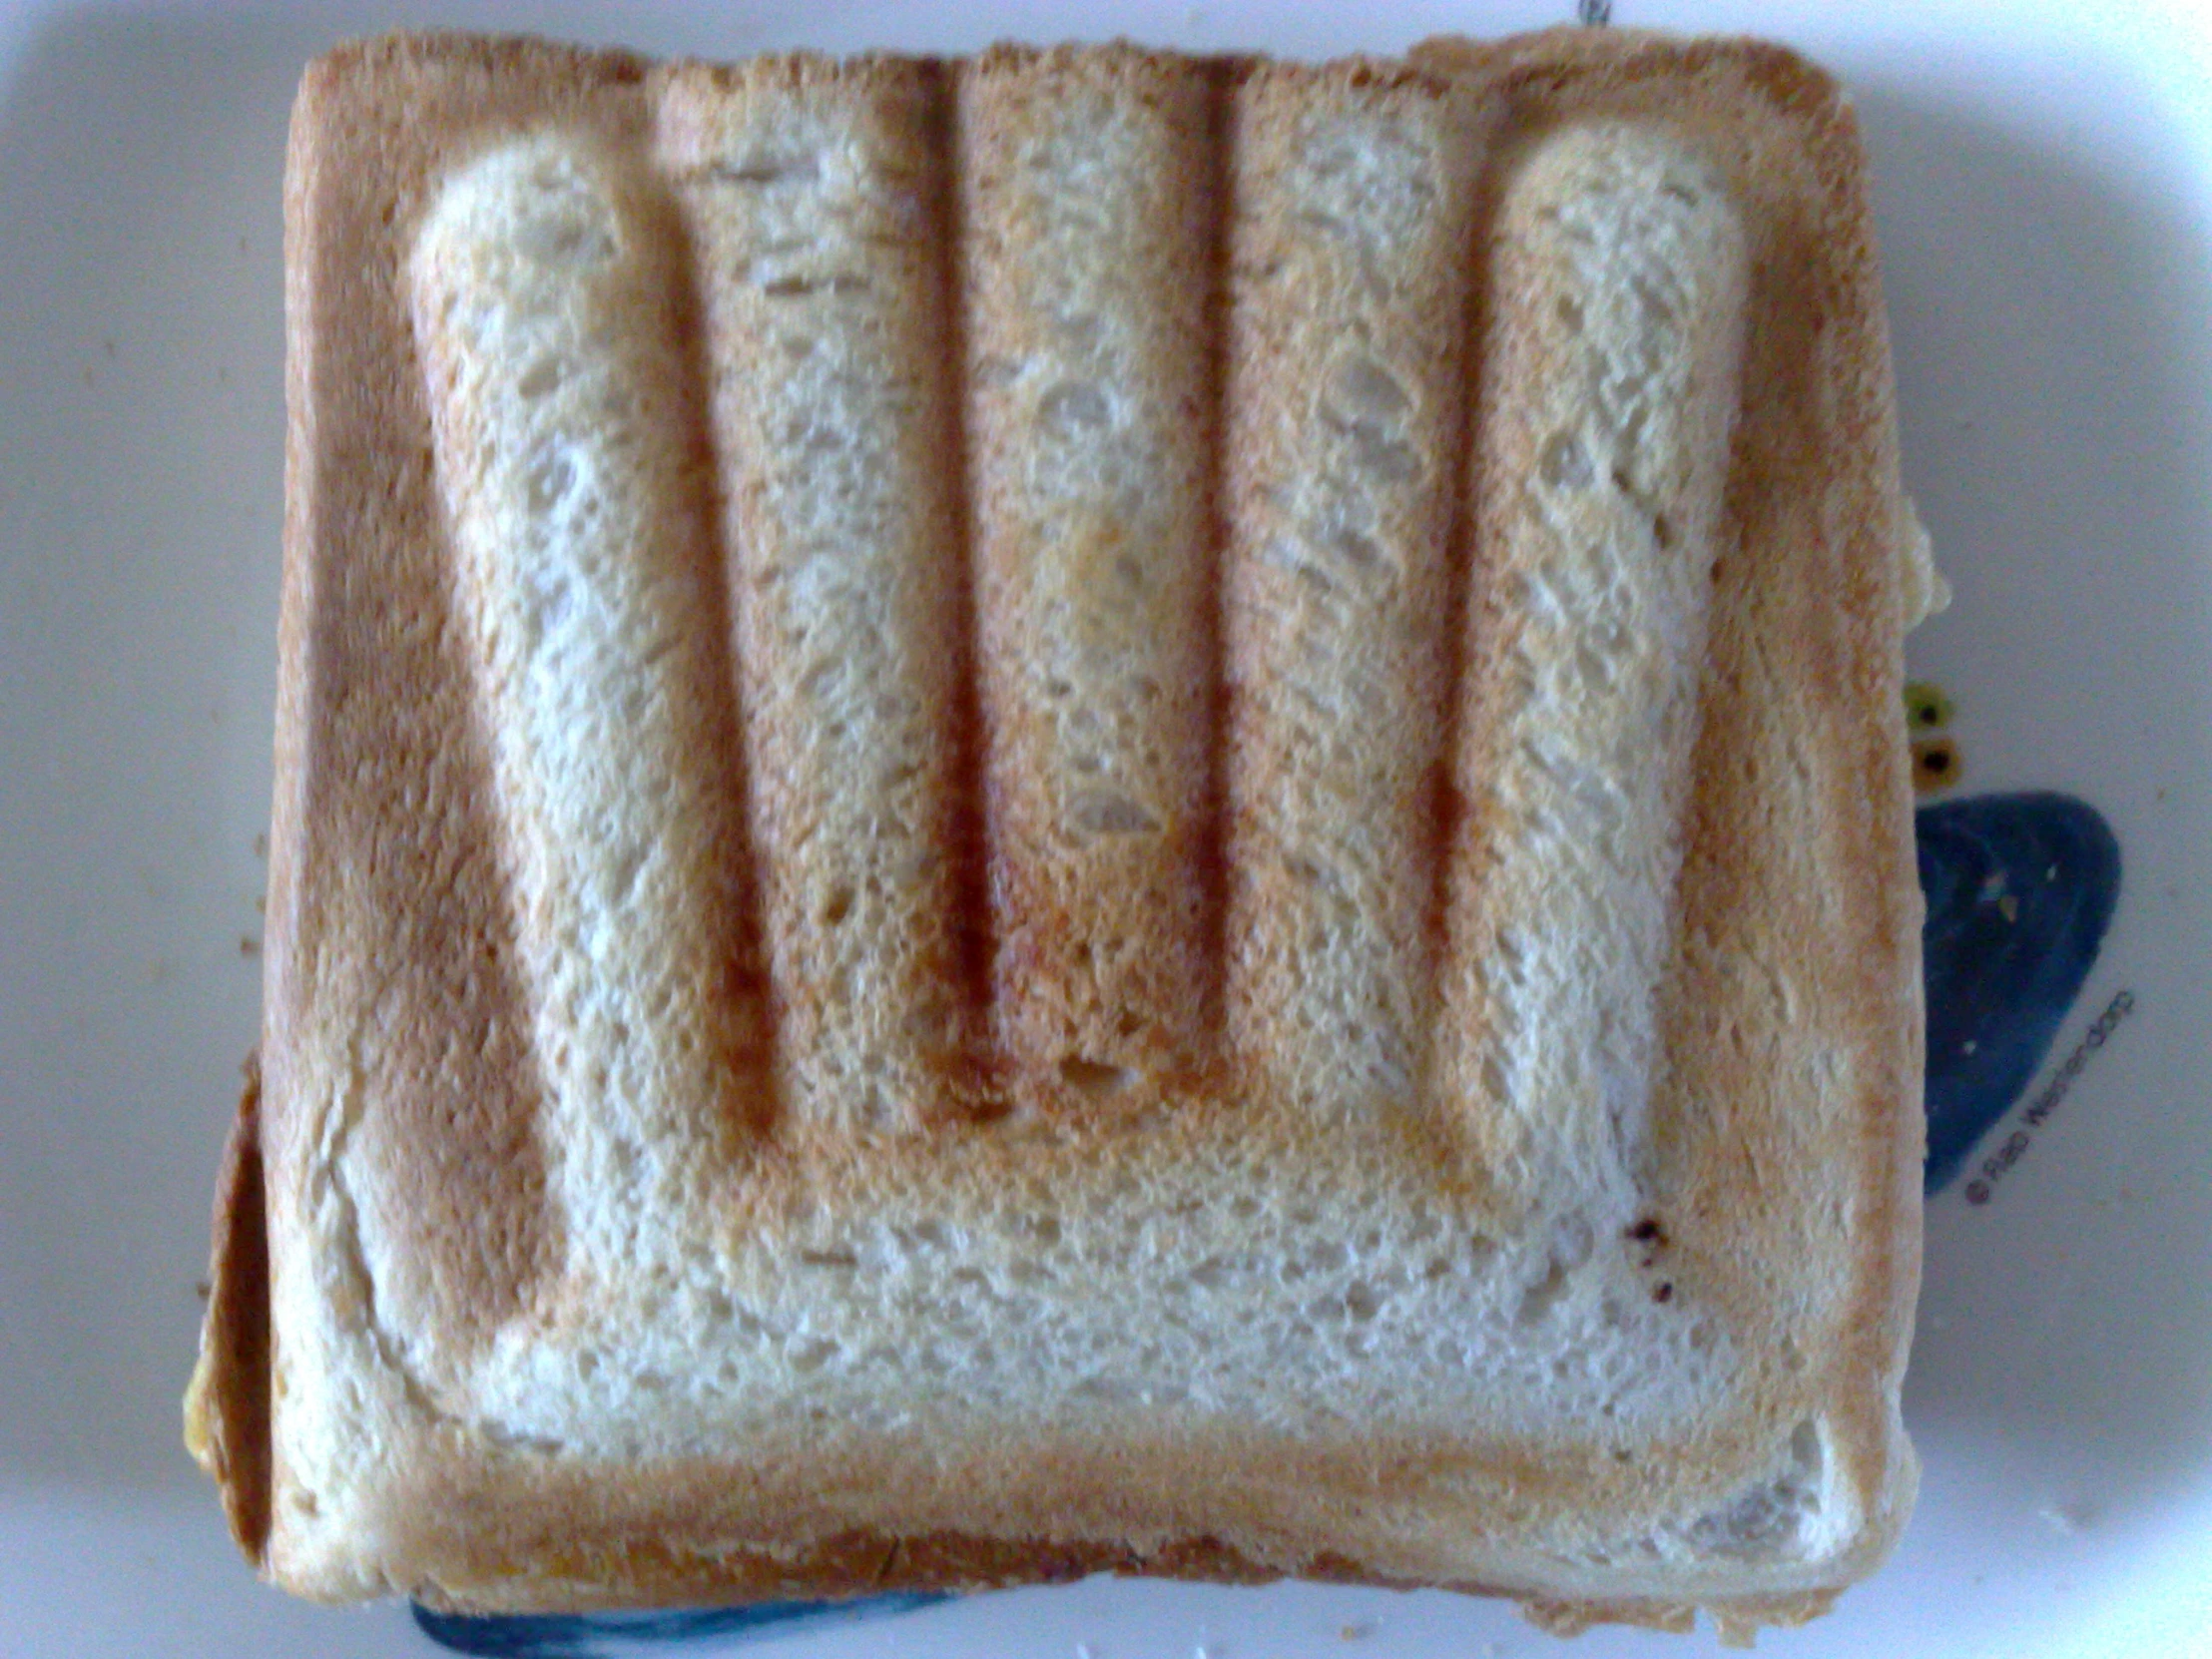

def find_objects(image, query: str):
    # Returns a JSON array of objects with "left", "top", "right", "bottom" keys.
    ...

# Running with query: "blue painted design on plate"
[
  {"left": 411, "top": 1594, "right": 948, "bottom": 1656},
  {"left": 1918, "top": 791, "right": 2121, "bottom": 1194}
]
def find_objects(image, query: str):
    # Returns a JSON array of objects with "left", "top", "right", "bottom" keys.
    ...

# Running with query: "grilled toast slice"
[{"left": 187, "top": 27, "right": 1930, "bottom": 1640}]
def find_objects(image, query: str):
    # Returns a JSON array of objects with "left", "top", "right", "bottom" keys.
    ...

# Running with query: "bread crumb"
[{"left": 1340, "top": 1622, "right": 1376, "bottom": 1640}]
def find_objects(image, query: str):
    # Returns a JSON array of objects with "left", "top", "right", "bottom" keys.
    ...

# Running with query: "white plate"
[{"left": 3, "top": 1, "right": 2208, "bottom": 1653}]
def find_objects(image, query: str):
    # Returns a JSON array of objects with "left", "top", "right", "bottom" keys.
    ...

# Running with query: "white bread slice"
[{"left": 188, "top": 28, "right": 1925, "bottom": 1643}]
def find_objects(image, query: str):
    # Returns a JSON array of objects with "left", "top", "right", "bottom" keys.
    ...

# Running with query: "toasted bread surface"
[{"left": 196, "top": 26, "right": 1926, "bottom": 1635}]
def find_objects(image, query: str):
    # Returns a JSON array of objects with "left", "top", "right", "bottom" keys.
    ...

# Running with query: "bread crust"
[
  {"left": 192, "top": 25, "right": 1925, "bottom": 1636},
  {"left": 185, "top": 1057, "right": 273, "bottom": 1564}
]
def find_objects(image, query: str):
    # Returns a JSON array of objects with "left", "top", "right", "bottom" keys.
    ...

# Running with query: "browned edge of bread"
[{"left": 185, "top": 1054, "right": 273, "bottom": 1565}]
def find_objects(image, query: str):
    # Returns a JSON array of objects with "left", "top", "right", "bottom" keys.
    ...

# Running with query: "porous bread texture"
[
  {"left": 661, "top": 62, "right": 979, "bottom": 1132},
  {"left": 1438, "top": 121, "right": 1749, "bottom": 1238},
  {"left": 1222, "top": 63, "right": 1481, "bottom": 1125},
  {"left": 410, "top": 136, "right": 767, "bottom": 1247},
  {"left": 203, "top": 27, "right": 1926, "bottom": 1636},
  {"left": 960, "top": 49, "right": 1226, "bottom": 1102},
  {"left": 401, "top": 63, "right": 1747, "bottom": 1553}
]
